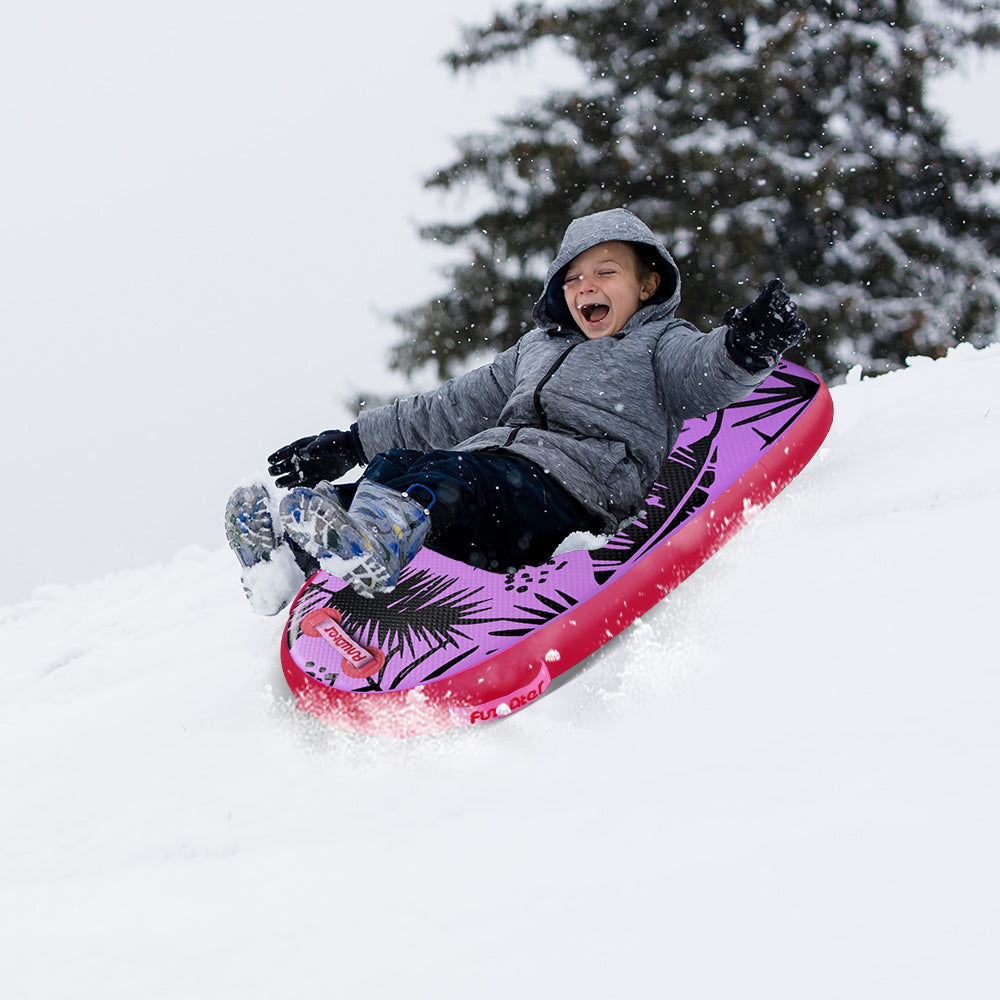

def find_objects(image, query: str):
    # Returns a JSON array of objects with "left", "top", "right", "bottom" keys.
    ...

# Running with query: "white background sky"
[{"left": 1, "top": 2, "right": 997, "bottom": 605}]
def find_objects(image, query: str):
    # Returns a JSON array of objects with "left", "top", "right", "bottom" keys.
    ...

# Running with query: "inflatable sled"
[{"left": 280, "top": 361, "right": 833, "bottom": 736}]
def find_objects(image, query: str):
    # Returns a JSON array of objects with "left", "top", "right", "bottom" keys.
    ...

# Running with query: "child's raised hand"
[
  {"left": 723, "top": 278, "right": 808, "bottom": 372},
  {"left": 267, "top": 428, "right": 366, "bottom": 488}
]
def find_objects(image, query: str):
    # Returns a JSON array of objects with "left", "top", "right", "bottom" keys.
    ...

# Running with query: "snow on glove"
[
  {"left": 724, "top": 278, "right": 808, "bottom": 373},
  {"left": 267, "top": 425, "right": 366, "bottom": 489}
]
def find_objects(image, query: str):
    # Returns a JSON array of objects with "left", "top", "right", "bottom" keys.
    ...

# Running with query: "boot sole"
[
  {"left": 225, "top": 486, "right": 278, "bottom": 570},
  {"left": 280, "top": 489, "right": 393, "bottom": 594}
]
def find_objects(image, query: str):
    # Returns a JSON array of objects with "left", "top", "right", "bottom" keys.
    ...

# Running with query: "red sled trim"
[{"left": 280, "top": 377, "right": 833, "bottom": 736}]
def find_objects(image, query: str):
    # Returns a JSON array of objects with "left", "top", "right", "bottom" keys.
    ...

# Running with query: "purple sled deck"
[{"left": 280, "top": 362, "right": 833, "bottom": 736}]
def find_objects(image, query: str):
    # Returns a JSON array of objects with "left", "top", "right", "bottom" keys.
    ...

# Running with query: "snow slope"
[{"left": 2, "top": 344, "right": 998, "bottom": 998}]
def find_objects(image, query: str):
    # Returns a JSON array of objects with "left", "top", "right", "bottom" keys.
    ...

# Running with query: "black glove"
[
  {"left": 724, "top": 278, "right": 808, "bottom": 373},
  {"left": 267, "top": 425, "right": 366, "bottom": 488}
]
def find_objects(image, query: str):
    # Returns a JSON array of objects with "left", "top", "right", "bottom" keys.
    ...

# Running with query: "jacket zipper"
[{"left": 533, "top": 343, "right": 579, "bottom": 431}]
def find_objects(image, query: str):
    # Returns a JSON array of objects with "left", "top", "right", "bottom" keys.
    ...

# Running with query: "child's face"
[{"left": 562, "top": 241, "right": 661, "bottom": 339}]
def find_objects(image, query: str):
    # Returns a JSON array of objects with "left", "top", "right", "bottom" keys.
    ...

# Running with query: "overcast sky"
[{"left": 1, "top": 3, "right": 996, "bottom": 604}]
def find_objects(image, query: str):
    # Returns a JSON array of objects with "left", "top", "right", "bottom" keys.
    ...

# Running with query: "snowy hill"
[{"left": 2, "top": 344, "right": 998, "bottom": 998}]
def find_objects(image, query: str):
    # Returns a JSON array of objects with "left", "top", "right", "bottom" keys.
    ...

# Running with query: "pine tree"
[{"left": 390, "top": 0, "right": 1000, "bottom": 383}]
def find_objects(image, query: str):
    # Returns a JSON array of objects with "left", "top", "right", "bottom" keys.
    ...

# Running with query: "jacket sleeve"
[
  {"left": 355, "top": 343, "right": 520, "bottom": 457},
  {"left": 653, "top": 320, "right": 771, "bottom": 419}
]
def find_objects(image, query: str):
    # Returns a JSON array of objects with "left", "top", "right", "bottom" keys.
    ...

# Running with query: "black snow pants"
[{"left": 343, "top": 448, "right": 602, "bottom": 573}]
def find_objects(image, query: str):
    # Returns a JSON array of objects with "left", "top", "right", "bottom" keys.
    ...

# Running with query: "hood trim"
[{"left": 532, "top": 208, "right": 682, "bottom": 332}]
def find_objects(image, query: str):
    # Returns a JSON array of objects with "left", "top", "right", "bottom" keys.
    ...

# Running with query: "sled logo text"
[
  {"left": 300, "top": 607, "right": 386, "bottom": 679},
  {"left": 460, "top": 664, "right": 552, "bottom": 726}
]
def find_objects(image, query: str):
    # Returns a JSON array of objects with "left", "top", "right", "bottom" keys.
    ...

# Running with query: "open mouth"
[{"left": 580, "top": 303, "right": 610, "bottom": 324}]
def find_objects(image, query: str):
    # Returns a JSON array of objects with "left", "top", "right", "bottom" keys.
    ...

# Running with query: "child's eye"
[{"left": 563, "top": 275, "right": 581, "bottom": 287}]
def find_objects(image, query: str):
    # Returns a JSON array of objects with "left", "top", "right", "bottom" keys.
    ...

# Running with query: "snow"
[
  {"left": 2, "top": 343, "right": 999, "bottom": 997},
  {"left": 2, "top": 4, "right": 1000, "bottom": 995}
]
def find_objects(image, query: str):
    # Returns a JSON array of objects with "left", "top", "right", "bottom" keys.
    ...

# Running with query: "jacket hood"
[{"left": 532, "top": 208, "right": 682, "bottom": 332}]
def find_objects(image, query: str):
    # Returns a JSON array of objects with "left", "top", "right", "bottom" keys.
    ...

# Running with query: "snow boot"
[
  {"left": 279, "top": 479, "right": 431, "bottom": 595},
  {"left": 224, "top": 483, "right": 305, "bottom": 615}
]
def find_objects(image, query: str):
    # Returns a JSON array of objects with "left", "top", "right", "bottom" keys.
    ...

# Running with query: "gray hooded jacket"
[{"left": 357, "top": 209, "right": 770, "bottom": 531}]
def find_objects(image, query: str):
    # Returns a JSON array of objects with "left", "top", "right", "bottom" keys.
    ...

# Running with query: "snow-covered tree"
[{"left": 392, "top": 0, "right": 999, "bottom": 381}]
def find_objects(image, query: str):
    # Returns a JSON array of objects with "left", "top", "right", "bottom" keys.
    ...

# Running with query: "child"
[{"left": 226, "top": 207, "right": 806, "bottom": 612}]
